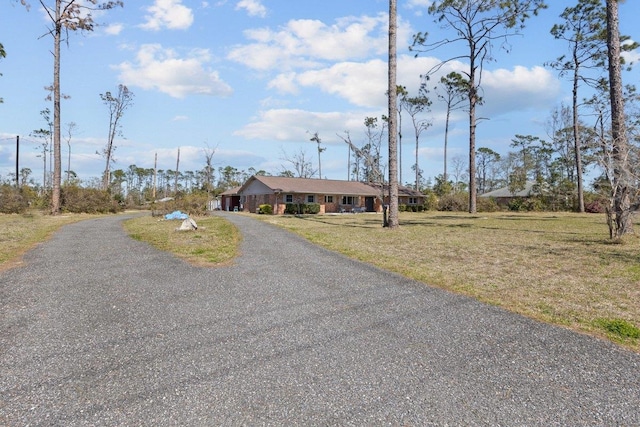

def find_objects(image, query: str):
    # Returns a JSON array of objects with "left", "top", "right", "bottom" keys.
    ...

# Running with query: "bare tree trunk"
[
  {"left": 66, "top": 140, "right": 71, "bottom": 183},
  {"left": 606, "top": 0, "right": 633, "bottom": 237},
  {"left": 468, "top": 63, "right": 477, "bottom": 214},
  {"left": 42, "top": 143, "right": 47, "bottom": 193},
  {"left": 415, "top": 134, "right": 419, "bottom": 190},
  {"left": 387, "top": 0, "right": 399, "bottom": 228},
  {"left": 347, "top": 146, "right": 351, "bottom": 181},
  {"left": 398, "top": 106, "right": 402, "bottom": 185},
  {"left": 444, "top": 107, "right": 450, "bottom": 183},
  {"left": 101, "top": 85, "right": 133, "bottom": 190},
  {"left": 51, "top": 0, "right": 62, "bottom": 214},
  {"left": 572, "top": 59, "right": 585, "bottom": 213}
]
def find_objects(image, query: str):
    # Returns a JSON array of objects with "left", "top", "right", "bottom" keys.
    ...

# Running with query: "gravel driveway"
[{"left": 1, "top": 212, "right": 639, "bottom": 426}]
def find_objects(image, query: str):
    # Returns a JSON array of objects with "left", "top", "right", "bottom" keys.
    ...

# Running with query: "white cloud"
[
  {"left": 267, "top": 72, "right": 300, "bottom": 94},
  {"left": 140, "top": 0, "right": 194, "bottom": 31},
  {"left": 114, "top": 44, "right": 233, "bottom": 98},
  {"left": 267, "top": 55, "right": 445, "bottom": 108},
  {"left": 481, "top": 66, "right": 561, "bottom": 116},
  {"left": 235, "top": 109, "right": 376, "bottom": 143},
  {"left": 228, "top": 13, "right": 392, "bottom": 71},
  {"left": 235, "top": 0, "right": 267, "bottom": 18},
  {"left": 406, "top": 0, "right": 432, "bottom": 7},
  {"left": 270, "top": 57, "right": 559, "bottom": 117},
  {"left": 236, "top": 60, "right": 561, "bottom": 151},
  {"left": 405, "top": 0, "right": 432, "bottom": 16},
  {"left": 104, "top": 23, "right": 124, "bottom": 36},
  {"left": 295, "top": 60, "right": 388, "bottom": 108},
  {"left": 622, "top": 39, "right": 640, "bottom": 65}
]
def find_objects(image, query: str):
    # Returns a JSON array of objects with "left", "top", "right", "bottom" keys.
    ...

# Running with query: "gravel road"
[{"left": 1, "top": 212, "right": 639, "bottom": 426}]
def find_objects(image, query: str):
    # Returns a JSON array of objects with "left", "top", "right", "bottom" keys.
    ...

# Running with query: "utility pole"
[
  {"left": 15, "top": 136, "right": 19, "bottom": 187},
  {"left": 153, "top": 152, "right": 157, "bottom": 200},
  {"left": 174, "top": 148, "right": 180, "bottom": 194}
]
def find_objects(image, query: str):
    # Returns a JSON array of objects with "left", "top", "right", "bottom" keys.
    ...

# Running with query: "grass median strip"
[{"left": 122, "top": 215, "right": 241, "bottom": 267}]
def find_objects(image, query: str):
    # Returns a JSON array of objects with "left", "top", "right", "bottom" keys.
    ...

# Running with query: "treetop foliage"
[
  {"left": 412, "top": 0, "right": 548, "bottom": 67},
  {"left": 20, "top": 1, "right": 123, "bottom": 34}
]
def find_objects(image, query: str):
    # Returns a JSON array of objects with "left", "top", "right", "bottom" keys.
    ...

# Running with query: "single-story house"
[
  {"left": 236, "top": 175, "right": 426, "bottom": 215},
  {"left": 238, "top": 175, "right": 382, "bottom": 214},
  {"left": 219, "top": 186, "right": 242, "bottom": 211},
  {"left": 479, "top": 181, "right": 538, "bottom": 205},
  {"left": 367, "top": 182, "right": 426, "bottom": 208}
]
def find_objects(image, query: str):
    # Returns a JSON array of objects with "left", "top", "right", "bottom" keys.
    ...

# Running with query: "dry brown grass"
[{"left": 257, "top": 211, "right": 640, "bottom": 352}]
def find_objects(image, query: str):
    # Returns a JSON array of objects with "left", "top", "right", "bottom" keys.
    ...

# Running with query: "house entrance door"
[{"left": 365, "top": 197, "right": 374, "bottom": 212}]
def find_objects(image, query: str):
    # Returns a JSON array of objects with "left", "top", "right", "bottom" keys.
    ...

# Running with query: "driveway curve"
[{"left": 1, "top": 212, "right": 639, "bottom": 426}]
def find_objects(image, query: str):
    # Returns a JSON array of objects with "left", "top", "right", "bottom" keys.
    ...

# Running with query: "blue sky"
[{"left": 1, "top": 0, "right": 639, "bottom": 187}]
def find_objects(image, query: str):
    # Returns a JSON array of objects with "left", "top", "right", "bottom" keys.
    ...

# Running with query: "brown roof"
[
  {"left": 220, "top": 186, "right": 241, "bottom": 195},
  {"left": 239, "top": 175, "right": 381, "bottom": 196},
  {"left": 479, "top": 181, "right": 536, "bottom": 198},
  {"left": 367, "top": 182, "right": 424, "bottom": 198}
]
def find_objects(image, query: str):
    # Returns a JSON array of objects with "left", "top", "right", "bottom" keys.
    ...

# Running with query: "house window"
[
  {"left": 324, "top": 195, "right": 333, "bottom": 203},
  {"left": 285, "top": 194, "right": 293, "bottom": 203},
  {"left": 341, "top": 196, "right": 355, "bottom": 205},
  {"left": 408, "top": 197, "right": 418, "bottom": 205},
  {"left": 307, "top": 194, "right": 315, "bottom": 203}
]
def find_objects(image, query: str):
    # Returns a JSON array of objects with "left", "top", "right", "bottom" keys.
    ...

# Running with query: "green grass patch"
[
  {"left": 626, "top": 265, "right": 640, "bottom": 281},
  {"left": 594, "top": 318, "right": 640, "bottom": 339},
  {"left": 122, "top": 215, "right": 241, "bottom": 267}
]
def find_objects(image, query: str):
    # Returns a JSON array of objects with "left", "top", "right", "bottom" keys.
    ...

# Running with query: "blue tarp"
[{"left": 165, "top": 210, "right": 189, "bottom": 220}]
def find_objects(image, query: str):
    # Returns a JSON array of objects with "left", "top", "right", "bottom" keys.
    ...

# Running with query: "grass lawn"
[{"left": 255, "top": 211, "right": 640, "bottom": 352}]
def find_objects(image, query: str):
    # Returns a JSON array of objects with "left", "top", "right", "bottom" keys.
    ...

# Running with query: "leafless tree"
[
  {"left": 433, "top": 72, "right": 468, "bottom": 183},
  {"left": 21, "top": 0, "right": 124, "bottom": 213},
  {"left": 64, "top": 121, "right": 76, "bottom": 183},
  {"left": 202, "top": 143, "right": 216, "bottom": 198},
  {"left": 451, "top": 155, "right": 468, "bottom": 193},
  {"left": 100, "top": 84, "right": 133, "bottom": 190},
  {"left": 280, "top": 148, "right": 317, "bottom": 178},
  {"left": 404, "top": 96, "right": 431, "bottom": 190}
]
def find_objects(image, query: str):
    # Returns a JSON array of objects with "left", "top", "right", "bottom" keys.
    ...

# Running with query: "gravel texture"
[{"left": 1, "top": 212, "right": 639, "bottom": 426}]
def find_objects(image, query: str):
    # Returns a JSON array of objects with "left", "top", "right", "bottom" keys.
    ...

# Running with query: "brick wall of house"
[{"left": 243, "top": 193, "right": 387, "bottom": 215}]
